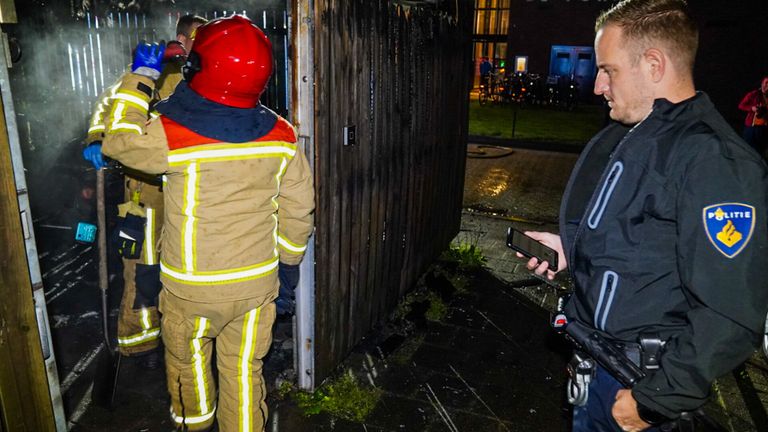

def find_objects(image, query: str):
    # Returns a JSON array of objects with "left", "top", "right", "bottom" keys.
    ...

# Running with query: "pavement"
[
  {"left": 269, "top": 264, "right": 572, "bottom": 432},
  {"left": 66, "top": 144, "right": 768, "bottom": 431},
  {"left": 69, "top": 221, "right": 575, "bottom": 432}
]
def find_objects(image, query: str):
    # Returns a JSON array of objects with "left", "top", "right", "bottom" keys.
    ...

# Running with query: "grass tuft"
[
  {"left": 440, "top": 241, "right": 487, "bottom": 272},
  {"left": 292, "top": 372, "right": 381, "bottom": 422}
]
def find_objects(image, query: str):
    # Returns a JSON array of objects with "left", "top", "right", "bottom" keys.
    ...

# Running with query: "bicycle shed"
[{"left": 0, "top": 0, "right": 472, "bottom": 429}]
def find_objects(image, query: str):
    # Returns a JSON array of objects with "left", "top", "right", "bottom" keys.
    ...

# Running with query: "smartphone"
[{"left": 506, "top": 227, "right": 559, "bottom": 271}]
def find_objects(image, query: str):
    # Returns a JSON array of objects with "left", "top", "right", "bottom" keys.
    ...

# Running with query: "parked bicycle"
[{"left": 478, "top": 73, "right": 500, "bottom": 106}]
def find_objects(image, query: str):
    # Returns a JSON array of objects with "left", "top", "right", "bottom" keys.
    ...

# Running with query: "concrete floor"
[{"left": 45, "top": 144, "right": 768, "bottom": 431}]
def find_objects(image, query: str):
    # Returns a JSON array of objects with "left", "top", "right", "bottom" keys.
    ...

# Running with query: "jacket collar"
[
  {"left": 155, "top": 81, "right": 278, "bottom": 143},
  {"left": 649, "top": 91, "right": 711, "bottom": 121}
]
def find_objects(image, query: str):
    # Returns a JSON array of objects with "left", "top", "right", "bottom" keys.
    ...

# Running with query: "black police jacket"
[{"left": 561, "top": 93, "right": 768, "bottom": 418}]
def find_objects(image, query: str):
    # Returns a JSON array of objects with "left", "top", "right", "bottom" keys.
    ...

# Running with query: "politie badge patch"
[{"left": 702, "top": 203, "right": 755, "bottom": 258}]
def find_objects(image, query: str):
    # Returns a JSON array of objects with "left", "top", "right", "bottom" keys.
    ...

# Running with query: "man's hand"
[
  {"left": 612, "top": 389, "right": 651, "bottom": 431},
  {"left": 132, "top": 42, "right": 165, "bottom": 80},
  {"left": 516, "top": 231, "right": 567, "bottom": 280},
  {"left": 82, "top": 142, "right": 106, "bottom": 170}
]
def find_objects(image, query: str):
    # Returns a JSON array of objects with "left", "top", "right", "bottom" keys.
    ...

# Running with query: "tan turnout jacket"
[
  {"left": 102, "top": 73, "right": 314, "bottom": 302},
  {"left": 87, "top": 63, "right": 182, "bottom": 144}
]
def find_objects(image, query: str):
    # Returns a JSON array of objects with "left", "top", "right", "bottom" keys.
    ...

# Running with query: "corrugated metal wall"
[{"left": 312, "top": 0, "right": 473, "bottom": 381}]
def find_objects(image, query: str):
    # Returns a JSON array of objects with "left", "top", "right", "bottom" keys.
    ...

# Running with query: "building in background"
[
  {"left": 472, "top": 0, "right": 607, "bottom": 97},
  {"left": 474, "top": 0, "right": 768, "bottom": 126},
  {"left": 472, "top": 0, "right": 510, "bottom": 87}
]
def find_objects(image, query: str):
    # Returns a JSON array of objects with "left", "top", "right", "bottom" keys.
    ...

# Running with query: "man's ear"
[
  {"left": 177, "top": 34, "right": 188, "bottom": 49},
  {"left": 643, "top": 48, "right": 665, "bottom": 83}
]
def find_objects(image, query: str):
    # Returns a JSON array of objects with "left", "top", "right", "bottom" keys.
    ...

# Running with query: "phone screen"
[{"left": 506, "top": 227, "right": 559, "bottom": 270}]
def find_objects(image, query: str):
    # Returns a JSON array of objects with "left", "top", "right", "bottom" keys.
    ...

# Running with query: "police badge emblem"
[{"left": 702, "top": 203, "right": 755, "bottom": 258}]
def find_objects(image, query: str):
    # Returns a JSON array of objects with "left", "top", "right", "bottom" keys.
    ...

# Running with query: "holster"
[{"left": 639, "top": 332, "right": 665, "bottom": 371}]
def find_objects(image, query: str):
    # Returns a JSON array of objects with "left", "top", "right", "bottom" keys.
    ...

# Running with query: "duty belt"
[
  {"left": 612, "top": 332, "right": 666, "bottom": 371},
  {"left": 564, "top": 330, "right": 666, "bottom": 407}
]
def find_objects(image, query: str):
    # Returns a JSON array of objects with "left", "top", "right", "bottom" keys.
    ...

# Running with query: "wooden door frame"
[{"left": 0, "top": 47, "right": 57, "bottom": 432}]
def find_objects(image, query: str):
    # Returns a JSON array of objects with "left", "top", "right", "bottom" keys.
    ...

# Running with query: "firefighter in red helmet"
[
  {"left": 101, "top": 15, "right": 314, "bottom": 432},
  {"left": 183, "top": 15, "right": 274, "bottom": 108},
  {"left": 82, "top": 14, "right": 207, "bottom": 370}
]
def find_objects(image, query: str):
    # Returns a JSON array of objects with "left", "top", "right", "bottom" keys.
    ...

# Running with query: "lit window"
[{"left": 474, "top": 0, "right": 510, "bottom": 36}]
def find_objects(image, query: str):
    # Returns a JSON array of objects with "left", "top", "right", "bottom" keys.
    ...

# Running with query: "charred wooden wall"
[{"left": 312, "top": 0, "right": 473, "bottom": 381}]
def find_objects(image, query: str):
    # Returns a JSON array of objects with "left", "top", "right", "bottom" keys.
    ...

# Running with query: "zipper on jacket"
[
  {"left": 568, "top": 108, "right": 654, "bottom": 270},
  {"left": 593, "top": 270, "right": 619, "bottom": 331},
  {"left": 587, "top": 161, "right": 623, "bottom": 229}
]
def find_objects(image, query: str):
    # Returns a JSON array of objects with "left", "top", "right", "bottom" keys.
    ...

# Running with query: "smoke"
[{"left": 8, "top": 0, "right": 287, "bottom": 225}]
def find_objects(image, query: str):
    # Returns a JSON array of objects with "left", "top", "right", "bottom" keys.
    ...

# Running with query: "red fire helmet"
[{"left": 185, "top": 15, "right": 273, "bottom": 108}]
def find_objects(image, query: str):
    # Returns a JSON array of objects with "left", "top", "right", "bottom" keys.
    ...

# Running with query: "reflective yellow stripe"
[
  {"left": 144, "top": 208, "right": 156, "bottom": 265},
  {"left": 140, "top": 307, "right": 151, "bottom": 330},
  {"left": 114, "top": 90, "right": 150, "bottom": 110},
  {"left": 117, "top": 327, "right": 160, "bottom": 347},
  {"left": 271, "top": 157, "right": 288, "bottom": 212},
  {"left": 277, "top": 234, "right": 307, "bottom": 254},
  {"left": 160, "top": 256, "right": 279, "bottom": 285},
  {"left": 239, "top": 307, "right": 262, "bottom": 431},
  {"left": 271, "top": 158, "right": 289, "bottom": 256},
  {"left": 170, "top": 141, "right": 297, "bottom": 156},
  {"left": 117, "top": 308, "right": 160, "bottom": 347},
  {"left": 181, "top": 162, "right": 200, "bottom": 272},
  {"left": 109, "top": 102, "right": 143, "bottom": 135},
  {"left": 167, "top": 142, "right": 297, "bottom": 166},
  {"left": 87, "top": 124, "right": 105, "bottom": 134},
  {"left": 271, "top": 213, "right": 279, "bottom": 258},
  {"left": 191, "top": 317, "right": 211, "bottom": 416},
  {"left": 89, "top": 80, "right": 121, "bottom": 133},
  {"left": 170, "top": 405, "right": 216, "bottom": 426}
]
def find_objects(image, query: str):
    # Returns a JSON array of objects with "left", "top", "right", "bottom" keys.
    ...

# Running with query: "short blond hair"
[
  {"left": 176, "top": 15, "right": 208, "bottom": 38},
  {"left": 596, "top": 0, "right": 698, "bottom": 73}
]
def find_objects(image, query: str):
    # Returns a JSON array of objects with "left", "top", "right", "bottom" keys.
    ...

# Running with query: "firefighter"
[
  {"left": 100, "top": 15, "right": 314, "bottom": 432},
  {"left": 82, "top": 15, "right": 206, "bottom": 369}
]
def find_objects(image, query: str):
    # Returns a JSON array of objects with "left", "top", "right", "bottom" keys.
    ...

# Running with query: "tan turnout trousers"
[
  {"left": 116, "top": 177, "right": 163, "bottom": 355},
  {"left": 159, "top": 288, "right": 276, "bottom": 432}
]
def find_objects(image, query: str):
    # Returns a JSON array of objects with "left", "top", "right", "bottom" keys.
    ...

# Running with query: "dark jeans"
[
  {"left": 275, "top": 263, "right": 300, "bottom": 316},
  {"left": 743, "top": 125, "right": 767, "bottom": 157},
  {"left": 572, "top": 366, "right": 661, "bottom": 432}
]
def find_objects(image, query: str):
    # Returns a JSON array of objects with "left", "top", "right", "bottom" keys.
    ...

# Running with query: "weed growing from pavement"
[
  {"left": 446, "top": 272, "right": 469, "bottom": 294},
  {"left": 276, "top": 380, "right": 293, "bottom": 399},
  {"left": 393, "top": 242, "right": 485, "bottom": 326},
  {"left": 291, "top": 371, "right": 381, "bottom": 422},
  {"left": 425, "top": 291, "right": 448, "bottom": 322},
  {"left": 440, "top": 241, "right": 487, "bottom": 272},
  {"left": 392, "top": 287, "right": 448, "bottom": 325},
  {"left": 390, "top": 334, "right": 426, "bottom": 365}
]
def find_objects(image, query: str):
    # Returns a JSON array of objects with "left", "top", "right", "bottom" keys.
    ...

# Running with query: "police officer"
[
  {"left": 101, "top": 15, "right": 314, "bottom": 432},
  {"left": 82, "top": 15, "right": 206, "bottom": 368},
  {"left": 521, "top": 1, "right": 768, "bottom": 430}
]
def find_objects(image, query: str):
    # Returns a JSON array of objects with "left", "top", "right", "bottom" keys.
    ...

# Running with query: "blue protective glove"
[
  {"left": 82, "top": 142, "right": 106, "bottom": 170},
  {"left": 132, "top": 42, "right": 165, "bottom": 80}
]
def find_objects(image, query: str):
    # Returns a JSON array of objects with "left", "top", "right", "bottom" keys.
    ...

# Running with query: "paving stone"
[{"left": 71, "top": 147, "right": 767, "bottom": 431}]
